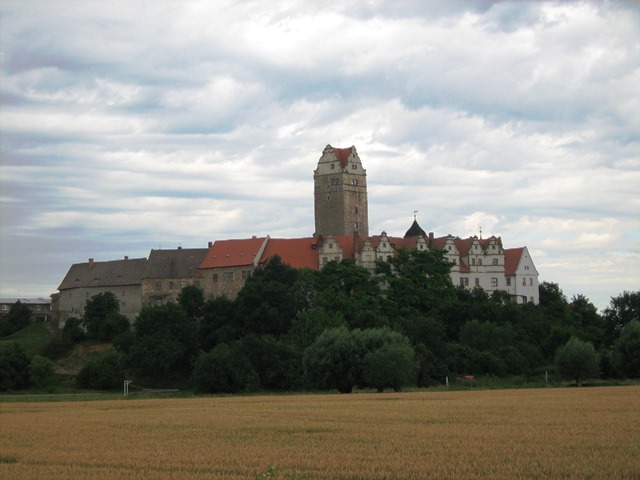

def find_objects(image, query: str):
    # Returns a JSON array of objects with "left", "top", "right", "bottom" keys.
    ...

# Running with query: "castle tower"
[{"left": 314, "top": 144, "right": 369, "bottom": 238}]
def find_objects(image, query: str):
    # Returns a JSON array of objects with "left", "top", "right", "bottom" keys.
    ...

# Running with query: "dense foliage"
[
  {"left": 4, "top": 251, "right": 638, "bottom": 393},
  {"left": 108, "top": 253, "right": 640, "bottom": 392}
]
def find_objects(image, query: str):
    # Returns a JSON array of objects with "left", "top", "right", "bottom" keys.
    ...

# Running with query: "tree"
[
  {"left": 82, "top": 292, "right": 127, "bottom": 341},
  {"left": 0, "top": 300, "right": 32, "bottom": 337},
  {"left": 178, "top": 285, "right": 205, "bottom": 321},
  {"left": 0, "top": 343, "right": 31, "bottom": 391},
  {"left": 303, "top": 327, "right": 358, "bottom": 393},
  {"left": 234, "top": 256, "right": 300, "bottom": 336},
  {"left": 555, "top": 337, "right": 599, "bottom": 386},
  {"left": 603, "top": 291, "right": 640, "bottom": 347},
  {"left": 303, "top": 327, "right": 417, "bottom": 393},
  {"left": 192, "top": 343, "right": 257, "bottom": 394},
  {"left": 362, "top": 338, "right": 417, "bottom": 392},
  {"left": 30, "top": 355, "right": 55, "bottom": 388},
  {"left": 613, "top": 320, "right": 640, "bottom": 378},
  {"left": 76, "top": 351, "right": 124, "bottom": 390},
  {"left": 121, "top": 304, "right": 198, "bottom": 382}
]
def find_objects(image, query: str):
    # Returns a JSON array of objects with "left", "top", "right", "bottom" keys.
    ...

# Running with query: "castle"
[{"left": 54, "top": 145, "right": 539, "bottom": 324}]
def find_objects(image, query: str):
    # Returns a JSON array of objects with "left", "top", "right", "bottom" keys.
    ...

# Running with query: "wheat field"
[{"left": 1, "top": 386, "right": 639, "bottom": 479}]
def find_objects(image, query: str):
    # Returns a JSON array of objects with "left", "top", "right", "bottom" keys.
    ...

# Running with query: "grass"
[
  {"left": 0, "top": 386, "right": 638, "bottom": 479},
  {"left": 0, "top": 321, "right": 53, "bottom": 357}
]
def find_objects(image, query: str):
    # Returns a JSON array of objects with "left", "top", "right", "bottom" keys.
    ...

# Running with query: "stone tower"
[{"left": 314, "top": 144, "right": 369, "bottom": 238}]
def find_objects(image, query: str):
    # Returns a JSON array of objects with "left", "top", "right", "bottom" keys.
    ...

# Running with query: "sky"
[{"left": 1, "top": 0, "right": 638, "bottom": 312}]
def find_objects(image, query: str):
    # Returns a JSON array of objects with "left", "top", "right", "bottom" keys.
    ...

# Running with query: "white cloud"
[{"left": 1, "top": 0, "right": 638, "bottom": 311}]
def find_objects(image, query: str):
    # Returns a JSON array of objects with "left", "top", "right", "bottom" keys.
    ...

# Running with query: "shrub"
[
  {"left": 192, "top": 344, "right": 258, "bottom": 394},
  {"left": 30, "top": 355, "right": 55, "bottom": 388},
  {"left": 76, "top": 351, "right": 124, "bottom": 390},
  {"left": 555, "top": 337, "right": 599, "bottom": 386},
  {"left": 0, "top": 343, "right": 31, "bottom": 391}
]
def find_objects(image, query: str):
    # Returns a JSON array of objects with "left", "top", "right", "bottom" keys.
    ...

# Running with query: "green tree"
[
  {"left": 178, "top": 285, "right": 205, "bottom": 321},
  {"left": 238, "top": 334, "right": 302, "bottom": 390},
  {"left": 362, "top": 338, "right": 417, "bottom": 392},
  {"left": 235, "top": 256, "right": 300, "bottom": 336},
  {"left": 30, "top": 355, "right": 55, "bottom": 388},
  {"left": 303, "top": 327, "right": 358, "bottom": 393},
  {"left": 555, "top": 337, "right": 600, "bottom": 386},
  {"left": 122, "top": 304, "right": 198, "bottom": 382},
  {"left": 76, "top": 351, "right": 124, "bottom": 390},
  {"left": 612, "top": 320, "right": 640, "bottom": 378},
  {"left": 603, "top": 291, "right": 640, "bottom": 347},
  {"left": 0, "top": 343, "right": 31, "bottom": 391},
  {"left": 199, "top": 296, "right": 239, "bottom": 350},
  {"left": 0, "top": 300, "right": 32, "bottom": 336},
  {"left": 82, "top": 292, "right": 128, "bottom": 341},
  {"left": 192, "top": 343, "right": 257, "bottom": 394}
]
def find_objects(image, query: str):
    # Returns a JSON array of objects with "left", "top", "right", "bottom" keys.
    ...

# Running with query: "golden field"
[{"left": 1, "top": 386, "right": 639, "bottom": 479}]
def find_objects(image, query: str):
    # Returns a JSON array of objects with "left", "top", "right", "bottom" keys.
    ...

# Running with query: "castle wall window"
[
  {"left": 322, "top": 257, "right": 328, "bottom": 265},
  {"left": 493, "top": 258, "right": 498, "bottom": 265},
  {"left": 522, "top": 278, "right": 526, "bottom": 286},
  {"left": 331, "top": 163, "right": 335, "bottom": 169},
  {"left": 472, "top": 258, "right": 476, "bottom": 266},
  {"left": 478, "top": 258, "right": 482, "bottom": 266},
  {"left": 351, "top": 179, "right": 358, "bottom": 185},
  {"left": 212, "top": 274, "right": 218, "bottom": 283},
  {"left": 506, "top": 278, "right": 511, "bottom": 286},
  {"left": 242, "top": 270, "right": 251, "bottom": 280},
  {"left": 155, "top": 281, "right": 161, "bottom": 290},
  {"left": 529, "top": 278, "right": 533, "bottom": 286},
  {"left": 475, "top": 278, "right": 480, "bottom": 286},
  {"left": 224, "top": 272, "right": 235, "bottom": 282},
  {"left": 352, "top": 164, "right": 357, "bottom": 170},
  {"left": 491, "top": 278, "right": 498, "bottom": 287},
  {"left": 334, "top": 257, "right": 340, "bottom": 262},
  {"left": 460, "top": 277, "right": 469, "bottom": 286},
  {"left": 194, "top": 281, "right": 200, "bottom": 288},
  {"left": 169, "top": 281, "right": 174, "bottom": 290},
  {"left": 354, "top": 222, "right": 359, "bottom": 230},
  {"left": 181, "top": 281, "right": 187, "bottom": 288}
]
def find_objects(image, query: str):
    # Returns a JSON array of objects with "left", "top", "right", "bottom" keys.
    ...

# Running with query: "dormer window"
[
  {"left": 331, "top": 163, "right": 335, "bottom": 169},
  {"left": 352, "top": 164, "right": 357, "bottom": 170}
]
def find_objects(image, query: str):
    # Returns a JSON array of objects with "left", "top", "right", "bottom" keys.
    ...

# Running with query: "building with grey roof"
[{"left": 56, "top": 256, "right": 147, "bottom": 326}]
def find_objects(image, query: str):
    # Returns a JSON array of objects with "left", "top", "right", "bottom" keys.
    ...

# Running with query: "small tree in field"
[{"left": 555, "top": 337, "right": 599, "bottom": 386}]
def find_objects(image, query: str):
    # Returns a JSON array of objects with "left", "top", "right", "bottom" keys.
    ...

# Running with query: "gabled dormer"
[{"left": 318, "top": 234, "right": 344, "bottom": 266}]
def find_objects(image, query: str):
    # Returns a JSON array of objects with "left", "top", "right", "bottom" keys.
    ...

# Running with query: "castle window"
[
  {"left": 492, "top": 245, "right": 496, "bottom": 250},
  {"left": 212, "top": 274, "right": 218, "bottom": 283},
  {"left": 492, "top": 258, "right": 498, "bottom": 265},
  {"left": 472, "top": 258, "right": 476, "bottom": 266},
  {"left": 475, "top": 278, "right": 480, "bottom": 286},
  {"left": 242, "top": 270, "right": 251, "bottom": 280},
  {"left": 529, "top": 278, "right": 533, "bottom": 286},
  {"left": 352, "top": 164, "right": 357, "bottom": 170},
  {"left": 322, "top": 257, "right": 328, "bottom": 265},
  {"left": 460, "top": 277, "right": 469, "bottom": 286},
  {"left": 451, "top": 258, "right": 456, "bottom": 265},
  {"left": 329, "top": 243, "right": 333, "bottom": 249},
  {"left": 478, "top": 258, "right": 483, "bottom": 266},
  {"left": 181, "top": 281, "right": 187, "bottom": 288},
  {"left": 155, "top": 281, "right": 161, "bottom": 290},
  {"left": 331, "top": 163, "right": 335, "bottom": 169},
  {"left": 522, "top": 278, "right": 526, "bottom": 286},
  {"left": 351, "top": 179, "right": 358, "bottom": 186},
  {"left": 354, "top": 206, "right": 358, "bottom": 214},
  {"left": 224, "top": 272, "right": 234, "bottom": 282},
  {"left": 506, "top": 278, "right": 511, "bottom": 286},
  {"left": 334, "top": 257, "right": 340, "bottom": 262},
  {"left": 354, "top": 222, "right": 359, "bottom": 230},
  {"left": 491, "top": 278, "right": 498, "bottom": 287},
  {"left": 169, "top": 281, "right": 174, "bottom": 290}
]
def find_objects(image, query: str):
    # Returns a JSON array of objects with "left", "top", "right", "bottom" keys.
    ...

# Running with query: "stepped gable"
[
  {"left": 58, "top": 257, "right": 147, "bottom": 290},
  {"left": 404, "top": 219, "right": 427, "bottom": 238},
  {"left": 200, "top": 237, "right": 268, "bottom": 269},
  {"left": 504, "top": 247, "right": 524, "bottom": 276},
  {"left": 259, "top": 238, "right": 320, "bottom": 270},
  {"left": 143, "top": 248, "right": 208, "bottom": 279}
]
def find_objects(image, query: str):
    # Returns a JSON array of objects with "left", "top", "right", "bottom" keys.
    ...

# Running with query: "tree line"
[{"left": 2, "top": 250, "right": 639, "bottom": 392}]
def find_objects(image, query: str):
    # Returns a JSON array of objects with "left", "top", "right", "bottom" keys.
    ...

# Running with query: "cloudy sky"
[{"left": 1, "top": 0, "right": 638, "bottom": 311}]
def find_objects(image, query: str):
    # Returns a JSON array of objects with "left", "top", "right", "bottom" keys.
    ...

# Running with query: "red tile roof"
[
  {"left": 333, "top": 146, "right": 352, "bottom": 168},
  {"left": 200, "top": 237, "right": 267, "bottom": 269},
  {"left": 259, "top": 238, "right": 320, "bottom": 270},
  {"left": 504, "top": 247, "right": 524, "bottom": 276}
]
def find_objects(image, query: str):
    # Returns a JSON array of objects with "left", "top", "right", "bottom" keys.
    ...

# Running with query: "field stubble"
[{"left": 1, "top": 386, "right": 639, "bottom": 479}]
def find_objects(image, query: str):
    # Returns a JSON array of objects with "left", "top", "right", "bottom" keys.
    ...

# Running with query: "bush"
[
  {"left": 31, "top": 355, "right": 55, "bottom": 388},
  {"left": 555, "top": 337, "right": 599, "bottom": 386},
  {"left": 613, "top": 320, "right": 640, "bottom": 378},
  {"left": 0, "top": 343, "right": 31, "bottom": 391},
  {"left": 76, "top": 351, "right": 124, "bottom": 390},
  {"left": 192, "top": 343, "right": 258, "bottom": 394}
]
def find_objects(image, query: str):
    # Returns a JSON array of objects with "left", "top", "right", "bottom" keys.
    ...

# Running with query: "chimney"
[
  {"left": 88, "top": 258, "right": 94, "bottom": 269},
  {"left": 428, "top": 232, "right": 434, "bottom": 247},
  {"left": 124, "top": 256, "right": 129, "bottom": 260},
  {"left": 208, "top": 241, "right": 213, "bottom": 248}
]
